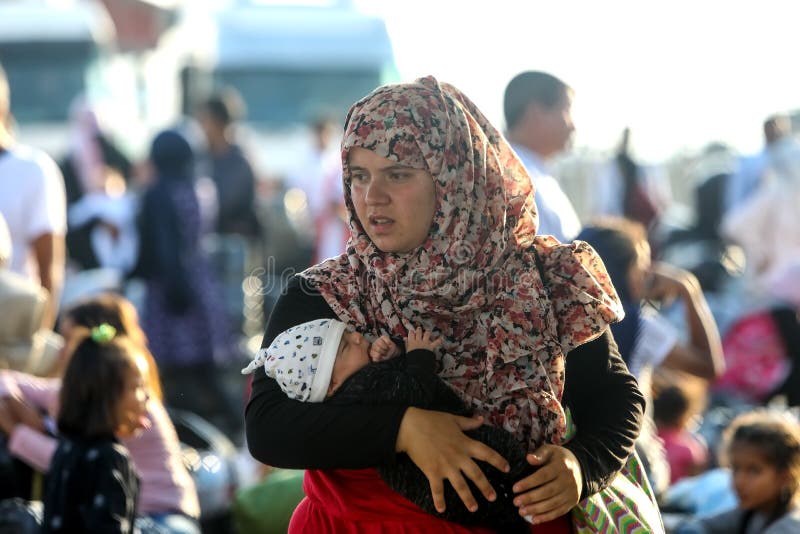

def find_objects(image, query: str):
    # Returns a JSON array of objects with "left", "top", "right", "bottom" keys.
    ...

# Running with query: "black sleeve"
[
  {"left": 561, "top": 330, "right": 645, "bottom": 500},
  {"left": 402, "top": 349, "right": 438, "bottom": 400},
  {"left": 245, "top": 276, "right": 408, "bottom": 469}
]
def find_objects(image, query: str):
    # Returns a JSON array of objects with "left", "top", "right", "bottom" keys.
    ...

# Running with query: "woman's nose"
[{"left": 364, "top": 178, "right": 389, "bottom": 204}]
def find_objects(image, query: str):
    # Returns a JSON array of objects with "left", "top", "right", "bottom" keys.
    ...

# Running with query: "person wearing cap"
[{"left": 244, "top": 319, "right": 534, "bottom": 532}]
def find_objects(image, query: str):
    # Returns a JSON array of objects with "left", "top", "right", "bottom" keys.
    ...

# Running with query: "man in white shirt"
[
  {"left": 503, "top": 71, "right": 581, "bottom": 242},
  {"left": 0, "top": 63, "right": 66, "bottom": 327}
]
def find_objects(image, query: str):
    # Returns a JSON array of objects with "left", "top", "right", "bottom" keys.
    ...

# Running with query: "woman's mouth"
[{"left": 369, "top": 216, "right": 394, "bottom": 234}]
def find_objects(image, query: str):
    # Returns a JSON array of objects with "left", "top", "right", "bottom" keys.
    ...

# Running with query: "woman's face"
[
  {"left": 348, "top": 147, "right": 436, "bottom": 254},
  {"left": 730, "top": 443, "right": 790, "bottom": 515},
  {"left": 115, "top": 354, "right": 149, "bottom": 438}
]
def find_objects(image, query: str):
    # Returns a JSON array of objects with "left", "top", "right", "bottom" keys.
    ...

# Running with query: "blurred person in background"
[
  {"left": 718, "top": 141, "right": 800, "bottom": 408},
  {"left": 0, "top": 293, "right": 200, "bottom": 533},
  {"left": 722, "top": 138, "right": 800, "bottom": 304},
  {"left": 0, "top": 62, "right": 66, "bottom": 328},
  {"left": 503, "top": 70, "right": 581, "bottom": 242},
  {"left": 0, "top": 212, "right": 63, "bottom": 376},
  {"left": 677, "top": 410, "right": 800, "bottom": 534},
  {"left": 133, "top": 129, "right": 242, "bottom": 441},
  {"left": 592, "top": 127, "right": 669, "bottom": 231},
  {"left": 287, "top": 116, "right": 349, "bottom": 263},
  {"left": 196, "top": 88, "right": 261, "bottom": 240},
  {"left": 653, "top": 380, "right": 710, "bottom": 485},
  {"left": 725, "top": 114, "right": 793, "bottom": 216},
  {"left": 577, "top": 217, "right": 724, "bottom": 496},
  {"left": 58, "top": 97, "right": 138, "bottom": 274}
]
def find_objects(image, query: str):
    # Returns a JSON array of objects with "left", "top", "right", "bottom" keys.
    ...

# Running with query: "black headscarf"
[{"left": 150, "top": 129, "right": 194, "bottom": 182}]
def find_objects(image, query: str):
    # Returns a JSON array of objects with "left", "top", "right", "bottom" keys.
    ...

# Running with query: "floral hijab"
[{"left": 302, "top": 76, "right": 622, "bottom": 450}]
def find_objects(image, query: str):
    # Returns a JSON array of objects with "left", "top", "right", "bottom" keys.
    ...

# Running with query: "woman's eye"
[
  {"left": 388, "top": 172, "right": 408, "bottom": 181},
  {"left": 350, "top": 173, "right": 368, "bottom": 184}
]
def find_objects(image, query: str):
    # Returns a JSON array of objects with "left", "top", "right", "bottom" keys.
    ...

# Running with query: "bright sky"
[{"left": 356, "top": 0, "right": 800, "bottom": 162}]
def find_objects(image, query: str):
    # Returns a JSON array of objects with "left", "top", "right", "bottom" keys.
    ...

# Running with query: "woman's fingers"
[
  {"left": 520, "top": 494, "right": 575, "bottom": 524},
  {"left": 512, "top": 445, "right": 582, "bottom": 521},
  {"left": 459, "top": 455, "right": 498, "bottom": 504},
  {"left": 428, "top": 478, "right": 446, "bottom": 513},
  {"left": 397, "top": 409, "right": 509, "bottom": 512}
]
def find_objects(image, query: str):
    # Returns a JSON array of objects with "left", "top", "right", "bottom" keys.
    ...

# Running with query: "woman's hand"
[
  {"left": 512, "top": 444, "right": 583, "bottom": 524},
  {"left": 396, "top": 407, "right": 510, "bottom": 514}
]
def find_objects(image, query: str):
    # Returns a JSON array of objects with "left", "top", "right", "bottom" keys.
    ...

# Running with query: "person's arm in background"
[
  {"left": 31, "top": 232, "right": 64, "bottom": 328},
  {"left": 648, "top": 263, "right": 725, "bottom": 380},
  {"left": 29, "top": 152, "right": 66, "bottom": 328},
  {"left": 0, "top": 370, "right": 60, "bottom": 471}
]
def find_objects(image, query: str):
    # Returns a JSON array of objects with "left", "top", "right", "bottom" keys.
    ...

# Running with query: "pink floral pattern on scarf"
[{"left": 302, "top": 76, "right": 623, "bottom": 450}]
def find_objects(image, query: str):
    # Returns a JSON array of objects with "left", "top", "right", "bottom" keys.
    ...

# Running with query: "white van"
[
  {"left": 186, "top": 0, "right": 399, "bottom": 178},
  {"left": 0, "top": 0, "right": 150, "bottom": 159}
]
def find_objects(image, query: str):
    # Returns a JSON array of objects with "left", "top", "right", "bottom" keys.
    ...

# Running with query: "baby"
[{"left": 243, "top": 318, "right": 533, "bottom": 532}]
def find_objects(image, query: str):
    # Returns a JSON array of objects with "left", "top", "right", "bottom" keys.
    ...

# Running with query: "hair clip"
[{"left": 91, "top": 324, "right": 117, "bottom": 344}]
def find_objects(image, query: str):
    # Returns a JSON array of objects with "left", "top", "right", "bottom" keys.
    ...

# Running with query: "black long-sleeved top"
[
  {"left": 245, "top": 276, "right": 645, "bottom": 500},
  {"left": 42, "top": 435, "right": 139, "bottom": 533},
  {"left": 334, "top": 348, "right": 531, "bottom": 532}
]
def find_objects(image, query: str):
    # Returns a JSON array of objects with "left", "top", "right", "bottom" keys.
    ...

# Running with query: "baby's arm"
[{"left": 370, "top": 335, "right": 401, "bottom": 362}]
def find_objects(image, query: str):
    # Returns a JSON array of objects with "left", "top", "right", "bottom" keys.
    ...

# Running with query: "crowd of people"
[{"left": 1, "top": 48, "right": 800, "bottom": 534}]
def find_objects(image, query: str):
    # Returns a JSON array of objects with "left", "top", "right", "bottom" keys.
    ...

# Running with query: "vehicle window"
[
  {"left": 1, "top": 40, "right": 96, "bottom": 123},
  {"left": 214, "top": 68, "right": 382, "bottom": 126}
]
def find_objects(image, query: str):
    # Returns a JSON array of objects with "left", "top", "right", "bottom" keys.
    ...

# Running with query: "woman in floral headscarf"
[{"left": 246, "top": 77, "right": 646, "bottom": 533}]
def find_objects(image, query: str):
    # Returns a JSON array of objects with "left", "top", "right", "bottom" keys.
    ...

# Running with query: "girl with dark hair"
[
  {"left": 42, "top": 325, "right": 147, "bottom": 533},
  {"left": 0, "top": 293, "right": 200, "bottom": 533},
  {"left": 680, "top": 410, "right": 800, "bottom": 533}
]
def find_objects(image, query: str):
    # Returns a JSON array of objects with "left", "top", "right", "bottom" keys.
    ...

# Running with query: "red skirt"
[{"left": 288, "top": 468, "right": 572, "bottom": 533}]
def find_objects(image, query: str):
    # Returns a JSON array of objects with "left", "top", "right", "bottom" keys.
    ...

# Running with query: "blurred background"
[{"left": 2, "top": 0, "right": 800, "bottom": 532}]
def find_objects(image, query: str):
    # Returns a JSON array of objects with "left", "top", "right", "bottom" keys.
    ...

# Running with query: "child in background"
[
  {"left": 243, "top": 319, "right": 533, "bottom": 532},
  {"left": 0, "top": 293, "right": 201, "bottom": 532},
  {"left": 654, "top": 381, "right": 709, "bottom": 484},
  {"left": 680, "top": 410, "right": 800, "bottom": 533},
  {"left": 42, "top": 324, "right": 148, "bottom": 533}
]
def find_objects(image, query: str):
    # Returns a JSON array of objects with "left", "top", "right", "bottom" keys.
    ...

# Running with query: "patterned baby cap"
[{"left": 241, "top": 319, "right": 347, "bottom": 402}]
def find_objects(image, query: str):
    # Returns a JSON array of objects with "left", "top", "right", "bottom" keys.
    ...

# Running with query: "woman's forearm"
[{"left": 562, "top": 332, "right": 645, "bottom": 499}]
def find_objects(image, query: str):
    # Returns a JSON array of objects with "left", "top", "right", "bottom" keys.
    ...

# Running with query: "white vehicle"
[
  {"left": 0, "top": 0, "right": 201, "bottom": 162},
  {"left": 0, "top": 0, "right": 151, "bottom": 159},
  {"left": 183, "top": 0, "right": 398, "bottom": 179}
]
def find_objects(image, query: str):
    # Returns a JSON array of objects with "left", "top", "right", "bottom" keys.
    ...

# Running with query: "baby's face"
[{"left": 329, "top": 331, "right": 371, "bottom": 392}]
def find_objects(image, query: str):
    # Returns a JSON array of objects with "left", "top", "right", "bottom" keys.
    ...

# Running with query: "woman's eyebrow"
[{"left": 349, "top": 164, "right": 415, "bottom": 172}]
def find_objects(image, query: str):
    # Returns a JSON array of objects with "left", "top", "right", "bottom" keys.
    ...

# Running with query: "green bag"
[
  {"left": 232, "top": 468, "right": 306, "bottom": 534},
  {"left": 564, "top": 409, "right": 665, "bottom": 533}
]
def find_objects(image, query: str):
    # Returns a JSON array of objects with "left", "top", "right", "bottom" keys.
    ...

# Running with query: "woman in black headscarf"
[{"left": 134, "top": 129, "right": 238, "bottom": 435}]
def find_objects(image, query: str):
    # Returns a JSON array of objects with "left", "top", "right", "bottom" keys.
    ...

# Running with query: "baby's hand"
[
  {"left": 406, "top": 327, "right": 443, "bottom": 352},
  {"left": 370, "top": 335, "right": 401, "bottom": 362}
]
